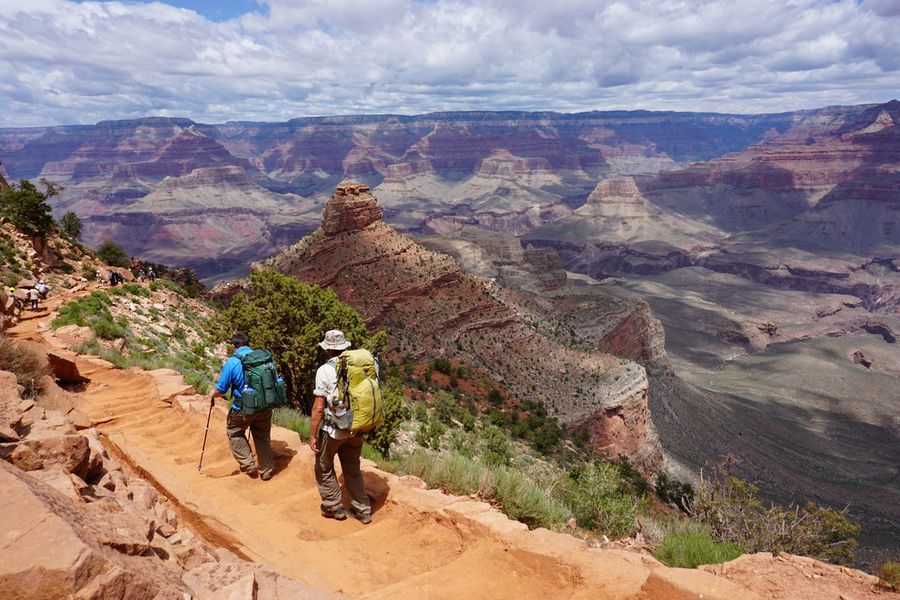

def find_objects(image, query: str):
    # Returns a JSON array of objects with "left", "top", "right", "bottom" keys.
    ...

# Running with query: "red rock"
[
  {"left": 0, "top": 460, "right": 190, "bottom": 599},
  {"left": 321, "top": 183, "right": 383, "bottom": 235},
  {"left": 10, "top": 434, "right": 91, "bottom": 478},
  {"left": 46, "top": 349, "right": 90, "bottom": 384}
]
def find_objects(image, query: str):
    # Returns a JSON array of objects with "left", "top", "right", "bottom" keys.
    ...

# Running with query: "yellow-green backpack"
[{"left": 336, "top": 349, "right": 384, "bottom": 434}]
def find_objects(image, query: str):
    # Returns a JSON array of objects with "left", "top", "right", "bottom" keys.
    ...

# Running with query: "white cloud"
[{"left": 0, "top": 0, "right": 896, "bottom": 126}]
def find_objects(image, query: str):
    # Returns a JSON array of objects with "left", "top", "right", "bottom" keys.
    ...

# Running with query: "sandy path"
[{"left": 7, "top": 288, "right": 664, "bottom": 600}]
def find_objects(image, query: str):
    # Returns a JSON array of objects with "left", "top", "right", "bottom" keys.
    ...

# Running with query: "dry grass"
[{"left": 0, "top": 334, "right": 50, "bottom": 399}]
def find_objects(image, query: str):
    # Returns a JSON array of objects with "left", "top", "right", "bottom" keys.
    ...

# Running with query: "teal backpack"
[{"left": 236, "top": 349, "right": 287, "bottom": 414}]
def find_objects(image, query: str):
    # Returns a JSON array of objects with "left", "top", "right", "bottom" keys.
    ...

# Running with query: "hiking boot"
[
  {"left": 350, "top": 509, "right": 372, "bottom": 525},
  {"left": 321, "top": 506, "right": 347, "bottom": 521},
  {"left": 241, "top": 467, "right": 259, "bottom": 479},
  {"left": 260, "top": 472, "right": 273, "bottom": 481}
]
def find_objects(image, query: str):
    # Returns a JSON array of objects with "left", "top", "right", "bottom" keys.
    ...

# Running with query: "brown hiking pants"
[
  {"left": 226, "top": 408, "right": 273, "bottom": 478},
  {"left": 315, "top": 431, "right": 370, "bottom": 517}
]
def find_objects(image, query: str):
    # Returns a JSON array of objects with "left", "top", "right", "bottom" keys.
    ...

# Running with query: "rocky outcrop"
[
  {"left": 321, "top": 182, "right": 383, "bottom": 234},
  {"left": 265, "top": 187, "right": 663, "bottom": 474},
  {"left": 596, "top": 300, "right": 667, "bottom": 365},
  {"left": 0, "top": 361, "right": 335, "bottom": 600}
]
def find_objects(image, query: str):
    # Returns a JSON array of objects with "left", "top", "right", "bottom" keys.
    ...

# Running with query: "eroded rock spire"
[{"left": 322, "top": 182, "right": 383, "bottom": 235}]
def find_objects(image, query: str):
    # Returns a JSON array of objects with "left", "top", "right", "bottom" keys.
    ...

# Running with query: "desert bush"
[
  {"left": 52, "top": 290, "right": 111, "bottom": 328},
  {"left": 367, "top": 382, "right": 409, "bottom": 458},
  {"left": 91, "top": 315, "right": 127, "bottom": 340},
  {"left": 486, "top": 388, "right": 503, "bottom": 406},
  {"left": 384, "top": 450, "right": 569, "bottom": 529},
  {"left": 0, "top": 334, "right": 50, "bottom": 399},
  {"left": 655, "top": 472, "right": 695, "bottom": 513},
  {"left": 431, "top": 357, "right": 452, "bottom": 375},
  {"left": 691, "top": 473, "right": 860, "bottom": 565},
  {"left": 654, "top": 530, "right": 743, "bottom": 568},
  {"left": 559, "top": 461, "right": 643, "bottom": 539},
  {"left": 1, "top": 270, "right": 19, "bottom": 287},
  {"left": 479, "top": 424, "right": 512, "bottom": 467},
  {"left": 81, "top": 265, "right": 97, "bottom": 280},
  {"left": 415, "top": 418, "right": 446, "bottom": 450},
  {"left": 273, "top": 407, "right": 312, "bottom": 440},
  {"left": 96, "top": 240, "right": 129, "bottom": 267},
  {"left": 877, "top": 561, "right": 900, "bottom": 591}
]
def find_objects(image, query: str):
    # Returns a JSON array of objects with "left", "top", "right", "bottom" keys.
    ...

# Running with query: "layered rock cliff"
[{"left": 263, "top": 183, "right": 663, "bottom": 473}]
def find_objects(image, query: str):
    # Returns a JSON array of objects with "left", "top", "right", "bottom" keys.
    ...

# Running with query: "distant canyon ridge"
[
  {"left": 0, "top": 106, "right": 836, "bottom": 281},
  {"left": 1, "top": 102, "right": 898, "bottom": 564}
]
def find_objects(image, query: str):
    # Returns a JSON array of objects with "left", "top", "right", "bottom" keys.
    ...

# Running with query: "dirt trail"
[{"left": 5, "top": 287, "right": 745, "bottom": 600}]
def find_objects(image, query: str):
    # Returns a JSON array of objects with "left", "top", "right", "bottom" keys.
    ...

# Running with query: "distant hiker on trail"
[
  {"left": 35, "top": 280, "right": 49, "bottom": 299},
  {"left": 147, "top": 267, "right": 156, "bottom": 282},
  {"left": 310, "top": 329, "right": 377, "bottom": 524},
  {"left": 138, "top": 269, "right": 146, "bottom": 282},
  {"left": 28, "top": 286, "right": 39, "bottom": 311},
  {"left": 210, "top": 332, "right": 275, "bottom": 481}
]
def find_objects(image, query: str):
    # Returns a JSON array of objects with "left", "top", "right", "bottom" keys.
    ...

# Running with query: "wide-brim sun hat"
[{"left": 319, "top": 329, "right": 351, "bottom": 350}]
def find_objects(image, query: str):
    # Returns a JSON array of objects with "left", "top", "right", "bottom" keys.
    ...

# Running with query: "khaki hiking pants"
[
  {"left": 315, "top": 431, "right": 370, "bottom": 517},
  {"left": 226, "top": 408, "right": 273, "bottom": 478}
]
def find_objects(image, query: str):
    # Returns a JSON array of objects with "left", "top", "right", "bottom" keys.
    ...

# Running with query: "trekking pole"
[{"left": 198, "top": 402, "right": 213, "bottom": 471}]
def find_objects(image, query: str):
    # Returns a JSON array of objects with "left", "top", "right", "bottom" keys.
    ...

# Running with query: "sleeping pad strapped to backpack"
[
  {"left": 237, "top": 349, "right": 287, "bottom": 414},
  {"left": 336, "top": 349, "right": 383, "bottom": 434}
]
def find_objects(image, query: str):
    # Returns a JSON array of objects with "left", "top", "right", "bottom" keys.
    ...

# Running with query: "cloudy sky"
[{"left": 0, "top": 0, "right": 897, "bottom": 126}]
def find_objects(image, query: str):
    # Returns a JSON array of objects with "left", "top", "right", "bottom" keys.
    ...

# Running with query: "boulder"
[
  {"left": 7, "top": 434, "right": 91, "bottom": 478},
  {"left": 46, "top": 349, "right": 90, "bottom": 384},
  {"left": 29, "top": 464, "right": 88, "bottom": 501},
  {"left": 0, "top": 460, "right": 190, "bottom": 599},
  {"left": 0, "top": 424, "right": 19, "bottom": 442},
  {"left": 66, "top": 408, "right": 92, "bottom": 430}
]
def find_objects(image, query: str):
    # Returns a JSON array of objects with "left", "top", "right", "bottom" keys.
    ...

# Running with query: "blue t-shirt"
[{"left": 215, "top": 346, "right": 252, "bottom": 410}]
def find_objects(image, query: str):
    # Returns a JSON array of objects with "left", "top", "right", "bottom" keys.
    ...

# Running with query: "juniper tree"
[
  {"left": 216, "top": 268, "right": 386, "bottom": 413},
  {"left": 0, "top": 178, "right": 60, "bottom": 237}
]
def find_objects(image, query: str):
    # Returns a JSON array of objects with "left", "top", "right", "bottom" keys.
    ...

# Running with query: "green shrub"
[
  {"left": 415, "top": 418, "right": 446, "bottom": 450},
  {"left": 383, "top": 450, "right": 569, "bottom": 530},
  {"left": 96, "top": 240, "right": 129, "bottom": 267},
  {"left": 493, "top": 467, "right": 570, "bottom": 528},
  {"left": 431, "top": 357, "right": 452, "bottom": 375},
  {"left": 656, "top": 472, "right": 695, "bottom": 513},
  {"left": 486, "top": 388, "right": 503, "bottom": 406},
  {"left": 52, "top": 290, "right": 112, "bottom": 328},
  {"left": 91, "top": 315, "right": 127, "bottom": 340},
  {"left": 367, "top": 383, "right": 409, "bottom": 458},
  {"left": 559, "top": 461, "right": 643, "bottom": 538},
  {"left": 878, "top": 561, "right": 900, "bottom": 591},
  {"left": 215, "top": 268, "right": 384, "bottom": 413},
  {"left": 361, "top": 442, "right": 383, "bottom": 462},
  {"left": 480, "top": 425, "right": 512, "bottom": 467},
  {"left": 654, "top": 531, "right": 743, "bottom": 568},
  {"left": 1, "top": 270, "right": 19, "bottom": 287},
  {"left": 692, "top": 474, "right": 860, "bottom": 565},
  {"left": 272, "top": 407, "right": 311, "bottom": 440}
]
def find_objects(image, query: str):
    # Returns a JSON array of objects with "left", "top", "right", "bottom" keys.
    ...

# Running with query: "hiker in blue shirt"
[{"left": 210, "top": 332, "right": 274, "bottom": 480}]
